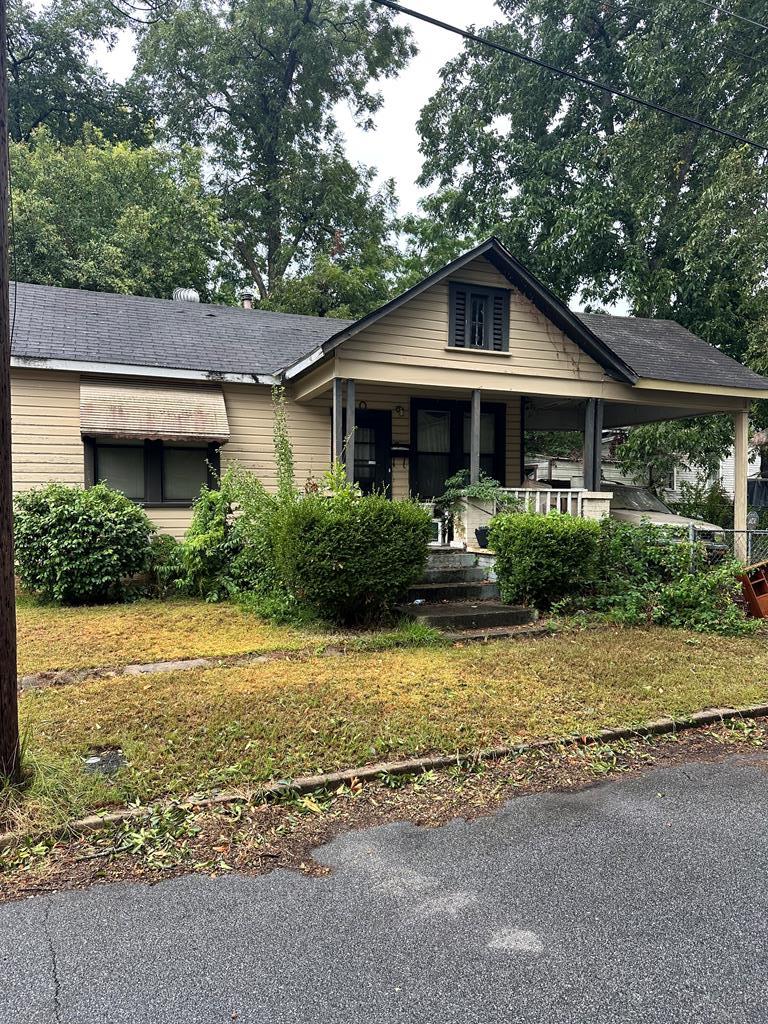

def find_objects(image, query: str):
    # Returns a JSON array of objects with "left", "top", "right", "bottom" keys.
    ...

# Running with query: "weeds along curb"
[{"left": 3, "top": 700, "right": 768, "bottom": 851}]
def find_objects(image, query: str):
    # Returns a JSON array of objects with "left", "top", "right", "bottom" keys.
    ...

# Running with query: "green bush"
[
  {"left": 147, "top": 534, "right": 187, "bottom": 598},
  {"left": 668, "top": 480, "right": 734, "bottom": 529},
  {"left": 653, "top": 560, "right": 757, "bottom": 635},
  {"left": 181, "top": 466, "right": 286, "bottom": 603},
  {"left": 14, "top": 482, "right": 155, "bottom": 604},
  {"left": 272, "top": 492, "right": 431, "bottom": 625},
  {"left": 488, "top": 511, "right": 601, "bottom": 608}
]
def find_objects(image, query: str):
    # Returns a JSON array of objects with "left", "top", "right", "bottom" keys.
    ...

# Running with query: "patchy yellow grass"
[
  {"left": 15, "top": 598, "right": 336, "bottom": 675},
  {"left": 12, "top": 625, "right": 768, "bottom": 833}
]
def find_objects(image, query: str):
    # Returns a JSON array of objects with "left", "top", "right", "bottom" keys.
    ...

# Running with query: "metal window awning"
[{"left": 80, "top": 381, "right": 230, "bottom": 442}]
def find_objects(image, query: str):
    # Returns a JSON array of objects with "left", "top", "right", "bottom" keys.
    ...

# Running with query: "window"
[
  {"left": 410, "top": 399, "right": 506, "bottom": 499},
  {"left": 449, "top": 282, "right": 509, "bottom": 351},
  {"left": 88, "top": 439, "right": 218, "bottom": 505},
  {"left": 94, "top": 443, "right": 145, "bottom": 500}
]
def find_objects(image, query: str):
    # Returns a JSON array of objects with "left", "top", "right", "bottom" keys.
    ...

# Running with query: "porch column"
[
  {"left": 734, "top": 406, "right": 749, "bottom": 560},
  {"left": 583, "top": 398, "right": 604, "bottom": 491},
  {"left": 470, "top": 389, "right": 481, "bottom": 484},
  {"left": 345, "top": 379, "right": 356, "bottom": 483},
  {"left": 332, "top": 377, "right": 344, "bottom": 464}
]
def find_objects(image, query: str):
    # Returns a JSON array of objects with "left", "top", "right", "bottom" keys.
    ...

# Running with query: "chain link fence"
[{"left": 690, "top": 526, "right": 768, "bottom": 567}]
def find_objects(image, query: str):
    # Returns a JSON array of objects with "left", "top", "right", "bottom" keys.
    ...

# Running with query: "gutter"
[{"left": 11, "top": 356, "right": 278, "bottom": 387}]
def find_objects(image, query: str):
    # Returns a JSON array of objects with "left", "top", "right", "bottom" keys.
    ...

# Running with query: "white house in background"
[{"left": 528, "top": 435, "right": 762, "bottom": 500}]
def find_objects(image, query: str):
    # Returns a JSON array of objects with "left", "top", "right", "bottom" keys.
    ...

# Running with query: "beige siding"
[
  {"left": 338, "top": 255, "right": 608, "bottom": 385},
  {"left": 222, "top": 384, "right": 330, "bottom": 490},
  {"left": 147, "top": 506, "right": 193, "bottom": 539},
  {"left": 11, "top": 369, "right": 84, "bottom": 491}
]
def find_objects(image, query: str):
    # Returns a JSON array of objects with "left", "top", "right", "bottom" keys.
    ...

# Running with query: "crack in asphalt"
[{"left": 42, "top": 899, "right": 62, "bottom": 1024}]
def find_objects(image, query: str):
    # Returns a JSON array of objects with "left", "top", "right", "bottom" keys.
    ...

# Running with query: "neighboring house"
[
  {"left": 528, "top": 441, "right": 762, "bottom": 500},
  {"left": 9, "top": 237, "right": 768, "bottom": 537}
]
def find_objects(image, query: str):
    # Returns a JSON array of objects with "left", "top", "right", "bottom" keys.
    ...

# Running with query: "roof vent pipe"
[{"left": 172, "top": 287, "right": 200, "bottom": 303}]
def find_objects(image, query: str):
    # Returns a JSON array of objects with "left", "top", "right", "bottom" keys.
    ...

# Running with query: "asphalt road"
[{"left": 3, "top": 754, "right": 768, "bottom": 1023}]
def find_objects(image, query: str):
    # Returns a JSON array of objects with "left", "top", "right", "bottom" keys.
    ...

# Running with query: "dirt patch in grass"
[
  {"left": 8, "top": 625, "right": 768, "bottom": 836},
  {"left": 2, "top": 718, "right": 766, "bottom": 903}
]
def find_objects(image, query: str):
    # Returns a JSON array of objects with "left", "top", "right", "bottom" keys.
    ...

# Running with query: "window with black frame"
[
  {"left": 411, "top": 400, "right": 505, "bottom": 499},
  {"left": 89, "top": 439, "right": 217, "bottom": 505}
]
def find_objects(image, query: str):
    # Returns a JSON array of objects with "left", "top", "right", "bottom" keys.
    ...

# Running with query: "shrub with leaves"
[
  {"left": 272, "top": 489, "right": 431, "bottom": 625},
  {"left": 653, "top": 560, "right": 757, "bottom": 635},
  {"left": 487, "top": 510, "right": 602, "bottom": 608},
  {"left": 14, "top": 482, "right": 155, "bottom": 604}
]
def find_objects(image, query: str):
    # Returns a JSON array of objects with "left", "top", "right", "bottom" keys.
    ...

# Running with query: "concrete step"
[
  {"left": 406, "top": 580, "right": 500, "bottom": 603},
  {"left": 420, "top": 566, "right": 488, "bottom": 585},
  {"left": 400, "top": 601, "right": 537, "bottom": 631},
  {"left": 426, "top": 549, "right": 477, "bottom": 570}
]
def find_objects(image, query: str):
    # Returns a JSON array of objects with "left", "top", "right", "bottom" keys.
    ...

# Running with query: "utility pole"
[{"left": 0, "top": 0, "right": 20, "bottom": 782}]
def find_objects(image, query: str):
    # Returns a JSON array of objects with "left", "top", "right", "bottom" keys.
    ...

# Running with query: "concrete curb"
[{"left": 3, "top": 700, "right": 768, "bottom": 851}]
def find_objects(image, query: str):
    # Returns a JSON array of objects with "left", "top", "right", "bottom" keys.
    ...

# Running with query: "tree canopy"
[
  {"left": 415, "top": 0, "right": 768, "bottom": 362},
  {"left": 10, "top": 128, "right": 225, "bottom": 298},
  {"left": 7, "top": 0, "right": 152, "bottom": 145},
  {"left": 133, "top": 0, "right": 414, "bottom": 304}
]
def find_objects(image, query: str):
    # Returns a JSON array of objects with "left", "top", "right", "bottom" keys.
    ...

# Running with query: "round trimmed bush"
[
  {"left": 272, "top": 493, "right": 431, "bottom": 625},
  {"left": 14, "top": 482, "right": 156, "bottom": 604}
]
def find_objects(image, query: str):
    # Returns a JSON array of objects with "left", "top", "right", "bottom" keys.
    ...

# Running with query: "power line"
[
  {"left": 686, "top": 0, "right": 768, "bottom": 33},
  {"left": 370, "top": 0, "right": 768, "bottom": 152}
]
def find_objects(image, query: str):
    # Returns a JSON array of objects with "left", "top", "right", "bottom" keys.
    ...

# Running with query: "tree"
[
  {"left": 6, "top": 0, "right": 152, "bottom": 145},
  {"left": 415, "top": 0, "right": 768, "bottom": 361},
  {"left": 614, "top": 416, "right": 735, "bottom": 493},
  {"left": 262, "top": 181, "right": 402, "bottom": 318},
  {"left": 133, "top": 0, "right": 414, "bottom": 302},
  {"left": 10, "top": 127, "right": 226, "bottom": 298}
]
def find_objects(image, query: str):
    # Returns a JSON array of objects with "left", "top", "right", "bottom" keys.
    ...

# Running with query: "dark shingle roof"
[
  {"left": 577, "top": 312, "right": 768, "bottom": 391},
  {"left": 10, "top": 281, "right": 352, "bottom": 377},
  {"left": 9, "top": 276, "right": 768, "bottom": 393}
]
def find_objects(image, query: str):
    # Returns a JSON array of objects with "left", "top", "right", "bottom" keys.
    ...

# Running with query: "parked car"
[{"left": 602, "top": 484, "right": 727, "bottom": 551}]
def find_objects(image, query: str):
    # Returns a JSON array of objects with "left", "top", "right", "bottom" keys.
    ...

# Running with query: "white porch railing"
[{"left": 497, "top": 488, "right": 586, "bottom": 516}]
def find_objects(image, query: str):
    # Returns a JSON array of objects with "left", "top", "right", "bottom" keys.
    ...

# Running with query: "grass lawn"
[
  {"left": 7, "top": 625, "right": 768, "bottom": 837},
  {"left": 15, "top": 597, "right": 399, "bottom": 676}
]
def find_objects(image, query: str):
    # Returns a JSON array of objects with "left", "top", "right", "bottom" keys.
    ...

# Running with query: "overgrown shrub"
[
  {"left": 272, "top": 491, "right": 431, "bottom": 625},
  {"left": 488, "top": 511, "right": 601, "bottom": 608},
  {"left": 653, "top": 560, "right": 756, "bottom": 635},
  {"left": 147, "top": 534, "right": 187, "bottom": 598},
  {"left": 181, "top": 466, "right": 287, "bottom": 603},
  {"left": 14, "top": 482, "right": 155, "bottom": 604},
  {"left": 668, "top": 480, "right": 734, "bottom": 528}
]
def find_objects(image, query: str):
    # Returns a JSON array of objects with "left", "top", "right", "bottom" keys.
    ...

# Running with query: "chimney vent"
[
  {"left": 240, "top": 289, "right": 254, "bottom": 310},
  {"left": 173, "top": 287, "right": 200, "bottom": 303}
]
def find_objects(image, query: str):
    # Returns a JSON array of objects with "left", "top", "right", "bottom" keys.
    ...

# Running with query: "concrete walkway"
[{"left": 2, "top": 754, "right": 768, "bottom": 1023}]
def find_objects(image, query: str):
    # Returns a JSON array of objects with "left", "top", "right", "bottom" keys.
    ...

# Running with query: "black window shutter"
[
  {"left": 449, "top": 284, "right": 468, "bottom": 348},
  {"left": 490, "top": 291, "right": 509, "bottom": 351}
]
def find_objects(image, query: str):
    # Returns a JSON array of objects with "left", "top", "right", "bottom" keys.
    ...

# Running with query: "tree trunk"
[{"left": 0, "top": 0, "right": 21, "bottom": 782}]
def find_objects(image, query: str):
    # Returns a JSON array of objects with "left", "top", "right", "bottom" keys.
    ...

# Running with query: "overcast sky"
[{"left": 95, "top": 0, "right": 501, "bottom": 215}]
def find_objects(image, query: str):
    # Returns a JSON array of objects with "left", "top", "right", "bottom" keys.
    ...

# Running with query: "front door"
[{"left": 352, "top": 409, "right": 392, "bottom": 496}]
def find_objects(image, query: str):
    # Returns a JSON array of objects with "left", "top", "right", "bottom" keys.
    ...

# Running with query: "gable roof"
[
  {"left": 9, "top": 241, "right": 768, "bottom": 394},
  {"left": 10, "top": 281, "right": 352, "bottom": 380},
  {"left": 577, "top": 312, "right": 768, "bottom": 391},
  {"left": 283, "top": 237, "right": 638, "bottom": 384}
]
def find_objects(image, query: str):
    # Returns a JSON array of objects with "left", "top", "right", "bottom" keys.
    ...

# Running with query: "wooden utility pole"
[{"left": 0, "top": 0, "right": 20, "bottom": 782}]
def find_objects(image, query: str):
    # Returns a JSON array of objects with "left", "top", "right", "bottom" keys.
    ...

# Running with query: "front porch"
[{"left": 293, "top": 374, "right": 751, "bottom": 539}]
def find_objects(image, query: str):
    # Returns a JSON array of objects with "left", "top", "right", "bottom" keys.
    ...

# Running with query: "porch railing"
[{"left": 497, "top": 488, "right": 587, "bottom": 517}]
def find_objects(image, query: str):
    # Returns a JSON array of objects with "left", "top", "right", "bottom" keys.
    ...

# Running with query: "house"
[{"left": 9, "top": 238, "right": 768, "bottom": 543}]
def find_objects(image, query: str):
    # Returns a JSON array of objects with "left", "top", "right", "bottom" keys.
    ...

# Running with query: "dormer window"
[{"left": 449, "top": 282, "right": 509, "bottom": 352}]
